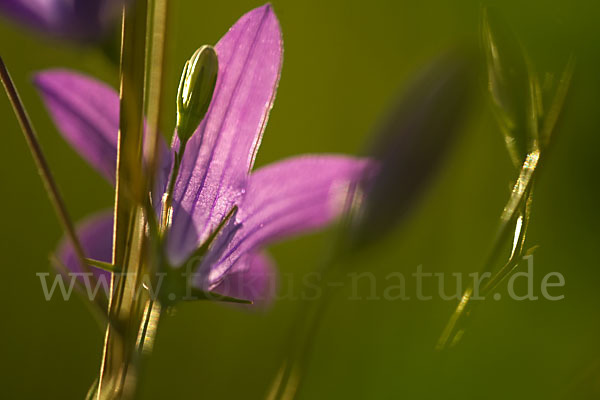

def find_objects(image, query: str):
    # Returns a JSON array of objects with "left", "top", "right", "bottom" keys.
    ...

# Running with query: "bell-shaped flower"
[{"left": 35, "top": 5, "right": 373, "bottom": 306}]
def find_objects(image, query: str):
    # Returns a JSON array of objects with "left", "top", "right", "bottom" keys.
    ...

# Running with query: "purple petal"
[
  {"left": 0, "top": 0, "right": 123, "bottom": 41},
  {"left": 34, "top": 70, "right": 120, "bottom": 184},
  {"left": 0, "top": 0, "right": 57, "bottom": 31},
  {"left": 199, "top": 155, "right": 373, "bottom": 285},
  {"left": 34, "top": 69, "right": 173, "bottom": 199},
  {"left": 168, "top": 4, "right": 283, "bottom": 265},
  {"left": 55, "top": 211, "right": 113, "bottom": 282},
  {"left": 211, "top": 250, "right": 277, "bottom": 307}
]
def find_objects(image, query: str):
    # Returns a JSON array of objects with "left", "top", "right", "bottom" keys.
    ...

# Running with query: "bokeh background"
[{"left": 1, "top": 0, "right": 599, "bottom": 398}]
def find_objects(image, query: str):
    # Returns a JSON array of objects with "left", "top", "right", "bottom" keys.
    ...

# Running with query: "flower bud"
[
  {"left": 176, "top": 45, "right": 218, "bottom": 144},
  {"left": 348, "top": 52, "right": 474, "bottom": 249}
]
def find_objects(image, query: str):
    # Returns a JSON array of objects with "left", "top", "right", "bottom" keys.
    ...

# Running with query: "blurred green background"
[{"left": 1, "top": 0, "right": 599, "bottom": 398}]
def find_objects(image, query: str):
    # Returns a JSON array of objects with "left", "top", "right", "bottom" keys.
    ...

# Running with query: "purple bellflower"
[
  {"left": 0, "top": 0, "right": 124, "bottom": 41},
  {"left": 37, "top": 5, "right": 373, "bottom": 306}
]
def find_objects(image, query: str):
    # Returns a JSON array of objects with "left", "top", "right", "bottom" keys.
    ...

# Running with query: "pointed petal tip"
[
  {"left": 32, "top": 69, "right": 121, "bottom": 183},
  {"left": 255, "top": 3, "right": 274, "bottom": 14},
  {"left": 32, "top": 69, "right": 63, "bottom": 89},
  {"left": 33, "top": 68, "right": 72, "bottom": 82},
  {"left": 32, "top": 69, "right": 92, "bottom": 97},
  {"left": 261, "top": 3, "right": 277, "bottom": 17},
  {"left": 239, "top": 3, "right": 281, "bottom": 37}
]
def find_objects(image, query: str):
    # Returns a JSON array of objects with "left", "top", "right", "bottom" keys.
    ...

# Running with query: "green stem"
[
  {"left": 435, "top": 59, "right": 573, "bottom": 351},
  {"left": 128, "top": 298, "right": 162, "bottom": 400},
  {"left": 0, "top": 57, "right": 102, "bottom": 300},
  {"left": 435, "top": 152, "right": 538, "bottom": 351},
  {"left": 95, "top": 0, "right": 171, "bottom": 397},
  {"left": 268, "top": 257, "right": 345, "bottom": 400},
  {"left": 268, "top": 186, "right": 361, "bottom": 400},
  {"left": 144, "top": 0, "right": 169, "bottom": 192},
  {"left": 160, "top": 139, "right": 186, "bottom": 232},
  {"left": 97, "top": 0, "right": 150, "bottom": 397}
]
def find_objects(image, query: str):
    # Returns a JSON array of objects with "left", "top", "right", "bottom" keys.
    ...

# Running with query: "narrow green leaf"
[
  {"left": 481, "top": 8, "right": 537, "bottom": 167},
  {"left": 50, "top": 254, "right": 109, "bottom": 320},
  {"left": 185, "top": 205, "right": 238, "bottom": 262},
  {"left": 539, "top": 57, "right": 575, "bottom": 150},
  {"left": 85, "top": 258, "right": 119, "bottom": 273},
  {"left": 188, "top": 288, "right": 253, "bottom": 304}
]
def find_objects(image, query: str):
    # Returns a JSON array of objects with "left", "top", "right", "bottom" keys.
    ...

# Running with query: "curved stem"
[
  {"left": 0, "top": 58, "right": 100, "bottom": 294},
  {"left": 268, "top": 260, "right": 342, "bottom": 400},
  {"left": 436, "top": 156, "right": 537, "bottom": 351}
]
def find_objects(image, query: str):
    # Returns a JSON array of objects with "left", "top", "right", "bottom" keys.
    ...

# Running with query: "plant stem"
[
  {"left": 268, "top": 257, "right": 345, "bottom": 400},
  {"left": 435, "top": 58, "right": 573, "bottom": 351},
  {"left": 435, "top": 151, "right": 538, "bottom": 351},
  {"left": 0, "top": 57, "right": 101, "bottom": 296},
  {"left": 160, "top": 140, "right": 186, "bottom": 231},
  {"left": 95, "top": 0, "right": 171, "bottom": 396},
  {"left": 97, "top": 0, "right": 150, "bottom": 397},
  {"left": 268, "top": 187, "right": 361, "bottom": 400},
  {"left": 144, "top": 0, "right": 169, "bottom": 190}
]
